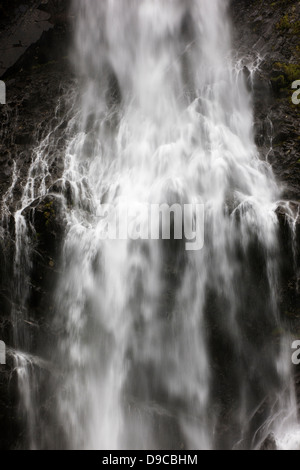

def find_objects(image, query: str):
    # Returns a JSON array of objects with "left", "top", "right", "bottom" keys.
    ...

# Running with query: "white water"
[{"left": 6, "top": 0, "right": 300, "bottom": 450}]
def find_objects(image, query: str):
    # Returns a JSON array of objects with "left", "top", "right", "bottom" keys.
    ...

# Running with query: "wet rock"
[
  {"left": 20, "top": 195, "right": 66, "bottom": 360},
  {"left": 0, "top": 359, "right": 20, "bottom": 451},
  {"left": 22, "top": 194, "right": 66, "bottom": 261},
  {"left": 260, "top": 433, "right": 277, "bottom": 450},
  {"left": 0, "top": 4, "right": 52, "bottom": 78},
  {"left": 232, "top": 0, "right": 300, "bottom": 201}
]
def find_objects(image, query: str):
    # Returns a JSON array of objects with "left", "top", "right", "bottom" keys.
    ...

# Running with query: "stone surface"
[
  {"left": 0, "top": 5, "right": 52, "bottom": 77},
  {"left": 231, "top": 0, "right": 300, "bottom": 201},
  {"left": 260, "top": 433, "right": 277, "bottom": 450}
]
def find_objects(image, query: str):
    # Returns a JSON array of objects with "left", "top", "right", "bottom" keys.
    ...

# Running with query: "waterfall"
[{"left": 7, "top": 0, "right": 299, "bottom": 450}]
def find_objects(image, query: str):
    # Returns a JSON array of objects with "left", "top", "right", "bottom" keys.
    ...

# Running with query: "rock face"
[
  {"left": 0, "top": 0, "right": 299, "bottom": 449},
  {"left": 232, "top": 0, "right": 300, "bottom": 440},
  {"left": 260, "top": 433, "right": 277, "bottom": 451},
  {"left": 0, "top": 1, "right": 71, "bottom": 77},
  {"left": 231, "top": 0, "right": 300, "bottom": 201},
  {"left": 0, "top": 0, "right": 71, "bottom": 450}
]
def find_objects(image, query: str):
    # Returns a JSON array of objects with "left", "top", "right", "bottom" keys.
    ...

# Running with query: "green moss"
[
  {"left": 272, "top": 327, "right": 285, "bottom": 337},
  {"left": 285, "top": 311, "right": 296, "bottom": 318},
  {"left": 273, "top": 63, "right": 300, "bottom": 83},
  {"left": 276, "top": 14, "right": 290, "bottom": 31},
  {"left": 271, "top": 0, "right": 295, "bottom": 5},
  {"left": 43, "top": 201, "right": 56, "bottom": 226},
  {"left": 270, "top": 74, "right": 286, "bottom": 87},
  {"left": 276, "top": 13, "right": 300, "bottom": 36},
  {"left": 31, "top": 60, "right": 57, "bottom": 71}
]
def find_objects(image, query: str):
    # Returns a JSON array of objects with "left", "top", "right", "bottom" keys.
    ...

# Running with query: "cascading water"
[{"left": 8, "top": 0, "right": 300, "bottom": 450}]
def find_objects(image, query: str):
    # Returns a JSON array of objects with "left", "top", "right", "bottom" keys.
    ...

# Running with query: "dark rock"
[
  {"left": 22, "top": 194, "right": 66, "bottom": 260},
  {"left": 231, "top": 0, "right": 300, "bottom": 201},
  {"left": 260, "top": 433, "right": 277, "bottom": 450}
]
